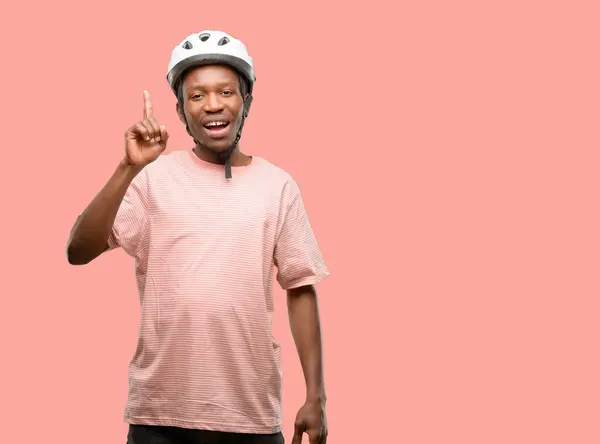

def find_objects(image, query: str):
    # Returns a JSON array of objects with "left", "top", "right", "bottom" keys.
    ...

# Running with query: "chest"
[{"left": 146, "top": 174, "right": 281, "bottom": 249}]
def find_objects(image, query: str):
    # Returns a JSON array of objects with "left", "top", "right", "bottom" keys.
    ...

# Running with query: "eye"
[
  {"left": 222, "top": 90, "right": 234, "bottom": 96},
  {"left": 191, "top": 93, "right": 204, "bottom": 100}
]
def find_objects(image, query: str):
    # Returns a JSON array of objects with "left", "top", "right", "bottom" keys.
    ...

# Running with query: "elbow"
[
  {"left": 66, "top": 245, "right": 88, "bottom": 265},
  {"left": 66, "top": 241, "right": 95, "bottom": 265}
]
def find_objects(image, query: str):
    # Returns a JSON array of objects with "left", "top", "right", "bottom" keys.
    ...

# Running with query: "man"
[{"left": 66, "top": 30, "right": 330, "bottom": 444}]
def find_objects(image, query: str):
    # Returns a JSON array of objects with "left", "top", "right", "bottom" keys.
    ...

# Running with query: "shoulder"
[
  {"left": 144, "top": 149, "right": 188, "bottom": 174},
  {"left": 254, "top": 157, "right": 302, "bottom": 200},
  {"left": 124, "top": 150, "right": 190, "bottom": 199},
  {"left": 135, "top": 149, "right": 192, "bottom": 187}
]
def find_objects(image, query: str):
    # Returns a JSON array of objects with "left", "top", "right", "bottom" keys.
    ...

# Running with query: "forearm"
[
  {"left": 287, "top": 285, "right": 326, "bottom": 403},
  {"left": 66, "top": 159, "right": 142, "bottom": 265}
]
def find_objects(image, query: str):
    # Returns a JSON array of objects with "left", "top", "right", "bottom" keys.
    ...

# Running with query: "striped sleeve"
[
  {"left": 107, "top": 168, "right": 149, "bottom": 257},
  {"left": 274, "top": 180, "right": 330, "bottom": 290}
]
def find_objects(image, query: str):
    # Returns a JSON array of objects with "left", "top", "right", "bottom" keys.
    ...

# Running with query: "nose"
[{"left": 203, "top": 93, "right": 224, "bottom": 113}]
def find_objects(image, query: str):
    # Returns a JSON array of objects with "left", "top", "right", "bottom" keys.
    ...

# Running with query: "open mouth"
[{"left": 203, "top": 120, "right": 231, "bottom": 138}]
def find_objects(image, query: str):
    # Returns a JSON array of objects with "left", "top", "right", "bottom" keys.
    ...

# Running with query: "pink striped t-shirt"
[{"left": 106, "top": 148, "right": 329, "bottom": 434}]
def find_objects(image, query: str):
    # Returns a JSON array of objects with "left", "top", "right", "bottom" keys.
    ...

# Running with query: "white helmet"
[{"left": 166, "top": 30, "right": 256, "bottom": 94}]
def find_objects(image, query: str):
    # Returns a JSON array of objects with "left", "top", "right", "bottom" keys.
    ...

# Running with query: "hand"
[
  {"left": 291, "top": 398, "right": 328, "bottom": 444},
  {"left": 124, "top": 90, "right": 169, "bottom": 166}
]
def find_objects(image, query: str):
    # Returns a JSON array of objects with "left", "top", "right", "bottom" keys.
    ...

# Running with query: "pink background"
[{"left": 3, "top": 0, "right": 599, "bottom": 443}]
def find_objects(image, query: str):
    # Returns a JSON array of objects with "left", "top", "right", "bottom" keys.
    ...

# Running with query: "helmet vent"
[
  {"left": 199, "top": 33, "right": 210, "bottom": 42},
  {"left": 218, "top": 37, "right": 230, "bottom": 46},
  {"left": 182, "top": 41, "right": 193, "bottom": 50}
]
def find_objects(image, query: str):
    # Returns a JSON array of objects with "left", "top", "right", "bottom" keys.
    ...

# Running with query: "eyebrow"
[{"left": 188, "top": 81, "right": 237, "bottom": 90}]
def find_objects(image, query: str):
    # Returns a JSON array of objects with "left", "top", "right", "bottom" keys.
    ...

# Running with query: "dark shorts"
[{"left": 126, "top": 424, "right": 285, "bottom": 444}]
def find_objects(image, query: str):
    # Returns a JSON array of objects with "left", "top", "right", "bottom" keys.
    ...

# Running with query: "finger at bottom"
[
  {"left": 134, "top": 123, "right": 150, "bottom": 141},
  {"left": 141, "top": 120, "right": 156, "bottom": 142},
  {"left": 148, "top": 117, "right": 162, "bottom": 142},
  {"left": 159, "top": 125, "right": 168, "bottom": 143}
]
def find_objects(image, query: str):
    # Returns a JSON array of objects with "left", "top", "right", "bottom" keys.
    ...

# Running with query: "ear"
[
  {"left": 243, "top": 94, "right": 253, "bottom": 118},
  {"left": 176, "top": 102, "right": 187, "bottom": 125}
]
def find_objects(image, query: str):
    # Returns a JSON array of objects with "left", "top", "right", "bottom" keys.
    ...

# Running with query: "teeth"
[{"left": 206, "top": 121, "right": 227, "bottom": 127}]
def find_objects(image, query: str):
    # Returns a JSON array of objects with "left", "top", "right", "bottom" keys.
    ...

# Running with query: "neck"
[{"left": 193, "top": 145, "right": 252, "bottom": 167}]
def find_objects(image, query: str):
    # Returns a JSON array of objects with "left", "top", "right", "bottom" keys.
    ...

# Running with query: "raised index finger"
[{"left": 143, "top": 90, "right": 153, "bottom": 119}]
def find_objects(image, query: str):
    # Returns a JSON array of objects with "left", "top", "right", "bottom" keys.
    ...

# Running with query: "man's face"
[{"left": 177, "top": 65, "right": 246, "bottom": 153}]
